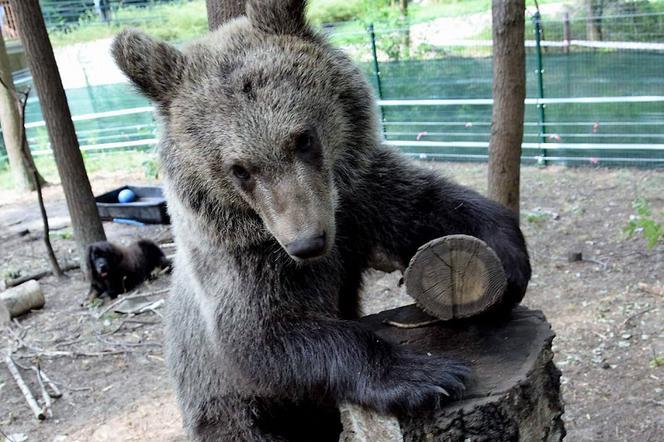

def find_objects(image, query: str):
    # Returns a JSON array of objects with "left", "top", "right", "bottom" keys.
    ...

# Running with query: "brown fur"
[{"left": 111, "top": 1, "right": 531, "bottom": 439}]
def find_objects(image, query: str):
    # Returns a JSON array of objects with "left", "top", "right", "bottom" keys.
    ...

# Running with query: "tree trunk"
[
  {"left": 206, "top": 0, "right": 245, "bottom": 31},
  {"left": 10, "top": 0, "right": 106, "bottom": 272},
  {"left": 0, "top": 28, "right": 44, "bottom": 192},
  {"left": 585, "top": 0, "right": 603, "bottom": 41},
  {"left": 488, "top": 0, "right": 525, "bottom": 216}
]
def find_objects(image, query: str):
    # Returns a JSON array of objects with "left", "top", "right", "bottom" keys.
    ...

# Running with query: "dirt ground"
[{"left": 0, "top": 162, "right": 662, "bottom": 441}]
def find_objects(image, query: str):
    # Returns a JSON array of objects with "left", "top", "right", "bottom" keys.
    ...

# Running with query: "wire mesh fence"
[
  {"left": 0, "top": 7, "right": 662, "bottom": 168},
  {"left": 343, "top": 12, "right": 664, "bottom": 167}
]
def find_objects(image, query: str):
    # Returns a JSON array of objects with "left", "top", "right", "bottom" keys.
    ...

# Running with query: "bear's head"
[{"left": 112, "top": 0, "right": 379, "bottom": 262}]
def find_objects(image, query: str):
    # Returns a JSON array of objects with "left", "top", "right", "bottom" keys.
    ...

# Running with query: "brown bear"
[{"left": 112, "top": 0, "right": 531, "bottom": 439}]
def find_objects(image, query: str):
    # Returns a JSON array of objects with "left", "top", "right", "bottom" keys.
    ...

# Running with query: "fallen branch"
[
  {"left": 32, "top": 365, "right": 62, "bottom": 398},
  {"left": 622, "top": 307, "right": 656, "bottom": 328},
  {"left": 95, "top": 334, "right": 162, "bottom": 348},
  {"left": 14, "top": 348, "right": 150, "bottom": 359},
  {"left": 94, "top": 288, "right": 169, "bottom": 319},
  {"left": 638, "top": 282, "right": 664, "bottom": 297},
  {"left": 99, "top": 317, "right": 159, "bottom": 336},
  {"left": 3, "top": 351, "right": 45, "bottom": 420},
  {"left": 5, "top": 262, "right": 79, "bottom": 288},
  {"left": 33, "top": 366, "right": 53, "bottom": 418},
  {"left": 6, "top": 326, "right": 156, "bottom": 359}
]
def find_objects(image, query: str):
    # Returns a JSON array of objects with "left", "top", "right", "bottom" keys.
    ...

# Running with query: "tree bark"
[
  {"left": 342, "top": 305, "right": 565, "bottom": 441},
  {"left": 206, "top": 0, "right": 245, "bottom": 31},
  {"left": 488, "top": 0, "right": 525, "bottom": 216},
  {"left": 585, "top": 0, "right": 603, "bottom": 41},
  {"left": 0, "top": 28, "right": 44, "bottom": 192},
  {"left": 10, "top": 0, "right": 106, "bottom": 272}
]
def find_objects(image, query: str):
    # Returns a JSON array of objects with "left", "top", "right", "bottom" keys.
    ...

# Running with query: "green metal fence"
[
  {"left": 39, "top": 0, "right": 178, "bottom": 30},
  {"left": 355, "top": 13, "right": 664, "bottom": 167}
]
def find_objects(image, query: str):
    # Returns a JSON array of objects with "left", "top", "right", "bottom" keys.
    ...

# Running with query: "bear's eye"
[
  {"left": 231, "top": 165, "right": 251, "bottom": 181},
  {"left": 294, "top": 132, "right": 313, "bottom": 154}
]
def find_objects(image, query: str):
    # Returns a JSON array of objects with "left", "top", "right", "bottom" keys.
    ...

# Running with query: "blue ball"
[{"left": 118, "top": 188, "right": 136, "bottom": 204}]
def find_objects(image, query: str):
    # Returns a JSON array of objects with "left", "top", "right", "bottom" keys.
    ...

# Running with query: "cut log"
[
  {"left": 0, "top": 279, "right": 45, "bottom": 318},
  {"left": 404, "top": 235, "right": 507, "bottom": 320},
  {"left": 341, "top": 305, "right": 565, "bottom": 442}
]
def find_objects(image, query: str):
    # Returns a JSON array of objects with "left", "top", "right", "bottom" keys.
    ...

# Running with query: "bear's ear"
[
  {"left": 246, "top": 0, "right": 311, "bottom": 37},
  {"left": 112, "top": 29, "right": 186, "bottom": 105}
]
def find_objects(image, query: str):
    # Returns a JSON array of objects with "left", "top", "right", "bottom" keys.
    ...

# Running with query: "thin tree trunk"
[
  {"left": 488, "top": 0, "right": 525, "bottom": 217},
  {"left": 16, "top": 88, "right": 63, "bottom": 278},
  {"left": 0, "top": 28, "right": 44, "bottom": 192},
  {"left": 206, "top": 0, "right": 245, "bottom": 30},
  {"left": 10, "top": 0, "right": 106, "bottom": 273},
  {"left": 585, "top": 0, "right": 603, "bottom": 41}
]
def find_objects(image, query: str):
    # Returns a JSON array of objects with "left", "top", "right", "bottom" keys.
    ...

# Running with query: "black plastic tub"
[{"left": 95, "top": 185, "right": 170, "bottom": 224}]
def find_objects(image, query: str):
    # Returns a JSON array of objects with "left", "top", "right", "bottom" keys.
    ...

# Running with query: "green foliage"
[
  {"left": 2, "top": 269, "right": 21, "bottom": 280},
  {"left": 49, "top": 0, "right": 208, "bottom": 46},
  {"left": 307, "top": 0, "right": 391, "bottom": 25},
  {"left": 0, "top": 151, "right": 156, "bottom": 191},
  {"left": 142, "top": 158, "right": 160, "bottom": 180},
  {"left": 525, "top": 211, "right": 550, "bottom": 225},
  {"left": 651, "top": 354, "right": 664, "bottom": 368},
  {"left": 50, "top": 229, "right": 74, "bottom": 240},
  {"left": 87, "top": 297, "right": 104, "bottom": 309},
  {"left": 624, "top": 198, "right": 664, "bottom": 249}
]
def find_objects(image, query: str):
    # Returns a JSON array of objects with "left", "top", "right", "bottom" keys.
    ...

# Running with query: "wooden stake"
[{"left": 404, "top": 235, "right": 507, "bottom": 320}]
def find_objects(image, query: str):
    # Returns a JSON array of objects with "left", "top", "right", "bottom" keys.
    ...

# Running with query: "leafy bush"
[
  {"left": 49, "top": 0, "right": 208, "bottom": 46},
  {"left": 624, "top": 198, "right": 663, "bottom": 249},
  {"left": 307, "top": 0, "right": 376, "bottom": 25}
]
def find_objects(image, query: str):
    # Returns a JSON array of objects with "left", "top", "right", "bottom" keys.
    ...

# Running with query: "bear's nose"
[{"left": 285, "top": 233, "right": 327, "bottom": 260}]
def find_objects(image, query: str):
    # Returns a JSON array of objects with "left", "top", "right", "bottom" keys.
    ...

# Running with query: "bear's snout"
[{"left": 285, "top": 232, "right": 327, "bottom": 260}]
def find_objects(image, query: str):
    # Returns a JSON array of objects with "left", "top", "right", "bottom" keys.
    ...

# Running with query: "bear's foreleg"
[
  {"left": 363, "top": 149, "right": 531, "bottom": 311},
  {"left": 235, "top": 319, "right": 469, "bottom": 416}
]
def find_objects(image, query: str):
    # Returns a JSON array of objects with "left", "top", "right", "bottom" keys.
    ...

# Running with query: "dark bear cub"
[{"left": 86, "top": 239, "right": 170, "bottom": 301}]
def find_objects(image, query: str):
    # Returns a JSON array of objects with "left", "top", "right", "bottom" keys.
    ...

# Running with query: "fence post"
[
  {"left": 532, "top": 11, "right": 547, "bottom": 165},
  {"left": 368, "top": 23, "right": 386, "bottom": 137}
]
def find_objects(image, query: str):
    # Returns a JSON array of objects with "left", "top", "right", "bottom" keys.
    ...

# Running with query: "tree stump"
[
  {"left": 341, "top": 305, "right": 565, "bottom": 441},
  {"left": 404, "top": 235, "right": 507, "bottom": 320}
]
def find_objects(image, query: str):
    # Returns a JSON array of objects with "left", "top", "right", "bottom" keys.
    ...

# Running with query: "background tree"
[
  {"left": 10, "top": 0, "right": 106, "bottom": 271},
  {"left": 206, "top": 0, "right": 245, "bottom": 30},
  {"left": 585, "top": 0, "right": 605, "bottom": 41},
  {"left": 0, "top": 29, "right": 44, "bottom": 192},
  {"left": 487, "top": 0, "right": 526, "bottom": 216}
]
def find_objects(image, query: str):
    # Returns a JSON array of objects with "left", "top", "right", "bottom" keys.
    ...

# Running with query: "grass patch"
[
  {"left": 45, "top": 0, "right": 563, "bottom": 47},
  {"left": 49, "top": 0, "right": 208, "bottom": 46},
  {"left": 0, "top": 150, "right": 157, "bottom": 191}
]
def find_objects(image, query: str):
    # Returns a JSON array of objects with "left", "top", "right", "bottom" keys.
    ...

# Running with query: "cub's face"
[
  {"left": 112, "top": 1, "right": 372, "bottom": 261},
  {"left": 174, "top": 48, "right": 340, "bottom": 260}
]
